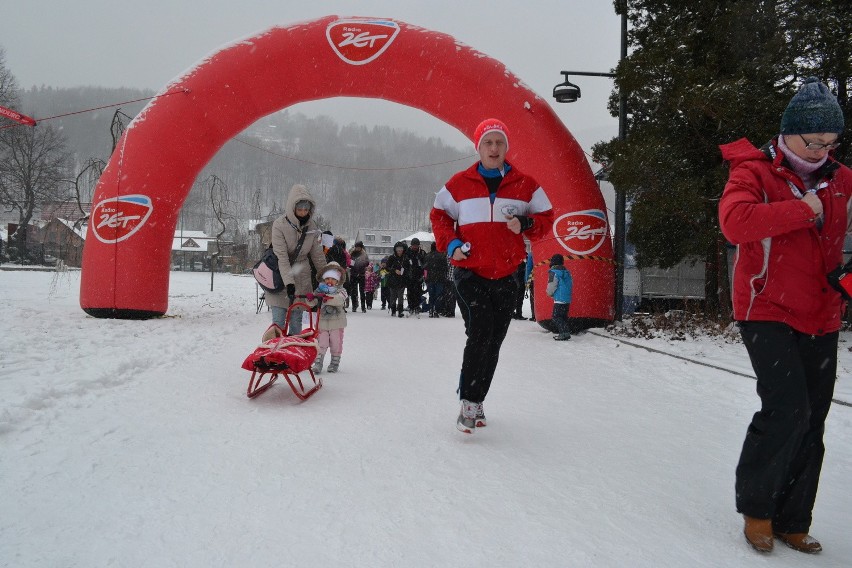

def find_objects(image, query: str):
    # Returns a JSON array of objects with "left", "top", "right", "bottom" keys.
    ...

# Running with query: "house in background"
[
  {"left": 41, "top": 218, "right": 87, "bottom": 267},
  {"left": 353, "top": 228, "right": 413, "bottom": 260},
  {"left": 172, "top": 230, "right": 215, "bottom": 271}
]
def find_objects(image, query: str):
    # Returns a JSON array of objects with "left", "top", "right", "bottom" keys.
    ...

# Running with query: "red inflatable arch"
[{"left": 80, "top": 15, "right": 614, "bottom": 323}]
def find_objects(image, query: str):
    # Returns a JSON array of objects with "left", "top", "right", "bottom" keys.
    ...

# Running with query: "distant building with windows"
[{"left": 353, "top": 228, "right": 413, "bottom": 259}]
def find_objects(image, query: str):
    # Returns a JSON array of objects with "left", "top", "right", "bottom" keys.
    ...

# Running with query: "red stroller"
[{"left": 241, "top": 299, "right": 322, "bottom": 401}]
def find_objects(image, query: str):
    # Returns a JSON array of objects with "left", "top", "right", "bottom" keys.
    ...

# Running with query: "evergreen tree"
[{"left": 593, "top": 0, "right": 849, "bottom": 314}]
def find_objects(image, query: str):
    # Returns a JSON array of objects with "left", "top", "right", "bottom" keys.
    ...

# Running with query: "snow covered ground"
[{"left": 2, "top": 268, "right": 851, "bottom": 567}]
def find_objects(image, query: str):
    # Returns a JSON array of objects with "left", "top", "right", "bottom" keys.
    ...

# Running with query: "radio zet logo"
[
  {"left": 326, "top": 19, "right": 400, "bottom": 65},
  {"left": 91, "top": 195, "right": 153, "bottom": 244},
  {"left": 553, "top": 209, "right": 609, "bottom": 255}
]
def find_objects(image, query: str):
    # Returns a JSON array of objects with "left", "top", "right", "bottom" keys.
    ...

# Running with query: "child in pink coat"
[{"left": 364, "top": 263, "right": 380, "bottom": 309}]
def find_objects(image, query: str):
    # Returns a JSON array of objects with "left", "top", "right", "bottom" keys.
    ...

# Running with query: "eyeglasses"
[{"left": 799, "top": 135, "right": 841, "bottom": 151}]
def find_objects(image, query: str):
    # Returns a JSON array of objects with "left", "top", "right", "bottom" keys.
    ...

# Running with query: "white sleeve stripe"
[
  {"left": 433, "top": 187, "right": 460, "bottom": 219},
  {"left": 529, "top": 187, "right": 552, "bottom": 214}
]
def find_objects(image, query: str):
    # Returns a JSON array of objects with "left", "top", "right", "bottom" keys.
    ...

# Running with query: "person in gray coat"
[{"left": 267, "top": 184, "right": 327, "bottom": 334}]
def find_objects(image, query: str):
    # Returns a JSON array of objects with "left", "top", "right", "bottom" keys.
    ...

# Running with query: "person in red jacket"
[
  {"left": 719, "top": 77, "right": 850, "bottom": 555},
  {"left": 430, "top": 118, "right": 554, "bottom": 433}
]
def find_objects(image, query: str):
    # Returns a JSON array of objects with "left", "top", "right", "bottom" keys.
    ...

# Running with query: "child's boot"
[
  {"left": 327, "top": 355, "right": 341, "bottom": 373},
  {"left": 311, "top": 352, "right": 326, "bottom": 373}
]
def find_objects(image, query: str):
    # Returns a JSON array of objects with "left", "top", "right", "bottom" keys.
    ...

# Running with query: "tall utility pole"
[{"left": 614, "top": 5, "right": 628, "bottom": 321}]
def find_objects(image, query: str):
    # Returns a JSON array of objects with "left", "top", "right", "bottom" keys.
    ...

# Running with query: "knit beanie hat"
[
  {"left": 322, "top": 268, "right": 342, "bottom": 282},
  {"left": 474, "top": 118, "right": 509, "bottom": 152},
  {"left": 781, "top": 77, "right": 844, "bottom": 135},
  {"left": 321, "top": 231, "right": 334, "bottom": 249},
  {"left": 550, "top": 254, "right": 564, "bottom": 266}
]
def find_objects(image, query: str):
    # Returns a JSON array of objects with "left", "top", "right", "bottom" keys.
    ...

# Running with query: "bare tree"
[
  {"left": 65, "top": 157, "right": 105, "bottom": 230},
  {"left": 0, "top": 47, "right": 72, "bottom": 262},
  {"left": 0, "top": 123, "right": 72, "bottom": 261},
  {"left": 110, "top": 109, "right": 132, "bottom": 153},
  {"left": 207, "top": 174, "right": 233, "bottom": 290}
]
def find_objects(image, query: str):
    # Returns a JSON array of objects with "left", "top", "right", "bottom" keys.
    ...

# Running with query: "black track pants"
[
  {"left": 454, "top": 271, "right": 517, "bottom": 403},
  {"left": 735, "top": 321, "right": 837, "bottom": 533}
]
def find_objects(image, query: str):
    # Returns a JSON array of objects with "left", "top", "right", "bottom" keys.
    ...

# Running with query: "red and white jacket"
[
  {"left": 430, "top": 162, "right": 554, "bottom": 280},
  {"left": 719, "top": 137, "right": 852, "bottom": 335}
]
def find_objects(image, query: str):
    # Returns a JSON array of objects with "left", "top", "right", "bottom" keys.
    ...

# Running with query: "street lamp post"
[{"left": 552, "top": 8, "right": 628, "bottom": 321}]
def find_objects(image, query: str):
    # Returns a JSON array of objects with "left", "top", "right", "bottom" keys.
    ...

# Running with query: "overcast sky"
[{"left": 1, "top": 0, "right": 622, "bottom": 154}]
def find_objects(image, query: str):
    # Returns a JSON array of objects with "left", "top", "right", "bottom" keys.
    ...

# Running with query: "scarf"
[{"left": 778, "top": 135, "right": 828, "bottom": 188}]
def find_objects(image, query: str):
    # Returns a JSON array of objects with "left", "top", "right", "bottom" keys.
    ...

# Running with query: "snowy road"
[{"left": 2, "top": 269, "right": 850, "bottom": 567}]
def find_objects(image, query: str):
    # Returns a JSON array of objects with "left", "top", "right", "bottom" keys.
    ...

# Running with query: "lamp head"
[{"left": 553, "top": 72, "right": 581, "bottom": 103}]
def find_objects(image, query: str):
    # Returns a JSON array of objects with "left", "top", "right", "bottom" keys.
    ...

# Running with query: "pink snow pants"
[{"left": 317, "top": 328, "right": 344, "bottom": 357}]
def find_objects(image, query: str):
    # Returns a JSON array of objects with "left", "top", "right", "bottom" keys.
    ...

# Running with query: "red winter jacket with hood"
[
  {"left": 430, "top": 162, "right": 554, "bottom": 280},
  {"left": 719, "top": 137, "right": 852, "bottom": 335}
]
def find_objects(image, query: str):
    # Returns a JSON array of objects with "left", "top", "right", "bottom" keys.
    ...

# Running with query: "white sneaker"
[
  {"left": 457, "top": 399, "right": 477, "bottom": 433},
  {"left": 474, "top": 402, "right": 487, "bottom": 427}
]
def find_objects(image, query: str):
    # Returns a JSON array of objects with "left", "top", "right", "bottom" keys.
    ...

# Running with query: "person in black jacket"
[
  {"left": 349, "top": 241, "right": 370, "bottom": 313},
  {"left": 424, "top": 243, "right": 448, "bottom": 317},
  {"left": 403, "top": 238, "right": 426, "bottom": 315},
  {"left": 385, "top": 242, "right": 407, "bottom": 317}
]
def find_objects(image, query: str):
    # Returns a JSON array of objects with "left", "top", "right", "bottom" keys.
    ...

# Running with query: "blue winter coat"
[{"left": 546, "top": 266, "right": 572, "bottom": 303}]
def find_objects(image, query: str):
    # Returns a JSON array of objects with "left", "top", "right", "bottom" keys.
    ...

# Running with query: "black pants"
[
  {"left": 454, "top": 270, "right": 517, "bottom": 403},
  {"left": 407, "top": 280, "right": 423, "bottom": 312},
  {"left": 735, "top": 321, "right": 837, "bottom": 533},
  {"left": 440, "top": 280, "right": 456, "bottom": 316},
  {"left": 388, "top": 286, "right": 405, "bottom": 314},
  {"left": 350, "top": 273, "right": 366, "bottom": 310},
  {"left": 552, "top": 302, "right": 570, "bottom": 334}
]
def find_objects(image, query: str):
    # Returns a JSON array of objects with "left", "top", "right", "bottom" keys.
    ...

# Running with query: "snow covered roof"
[
  {"left": 172, "top": 230, "right": 213, "bottom": 252},
  {"left": 56, "top": 218, "right": 87, "bottom": 240},
  {"left": 403, "top": 231, "right": 434, "bottom": 243}
]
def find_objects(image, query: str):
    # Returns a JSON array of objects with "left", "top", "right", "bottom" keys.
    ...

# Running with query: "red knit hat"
[{"left": 473, "top": 118, "right": 509, "bottom": 152}]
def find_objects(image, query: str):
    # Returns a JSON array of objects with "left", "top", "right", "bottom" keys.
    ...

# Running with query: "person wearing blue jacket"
[{"left": 545, "top": 254, "right": 572, "bottom": 340}]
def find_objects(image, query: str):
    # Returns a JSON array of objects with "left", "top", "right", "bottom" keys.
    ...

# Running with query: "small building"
[
  {"left": 41, "top": 218, "right": 87, "bottom": 267},
  {"left": 172, "top": 230, "right": 216, "bottom": 271},
  {"left": 353, "top": 228, "right": 413, "bottom": 259}
]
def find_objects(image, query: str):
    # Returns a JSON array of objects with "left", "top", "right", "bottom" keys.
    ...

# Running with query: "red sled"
[{"left": 241, "top": 300, "right": 322, "bottom": 400}]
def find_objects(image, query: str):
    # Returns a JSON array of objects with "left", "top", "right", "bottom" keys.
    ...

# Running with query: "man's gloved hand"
[
  {"left": 286, "top": 283, "right": 296, "bottom": 304},
  {"left": 515, "top": 215, "right": 534, "bottom": 232},
  {"left": 506, "top": 215, "right": 533, "bottom": 234}
]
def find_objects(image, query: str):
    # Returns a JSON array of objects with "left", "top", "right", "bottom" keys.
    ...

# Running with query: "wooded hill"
[{"left": 20, "top": 85, "right": 470, "bottom": 240}]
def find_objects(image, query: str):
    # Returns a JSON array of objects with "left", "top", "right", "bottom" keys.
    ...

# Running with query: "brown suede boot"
[
  {"left": 743, "top": 516, "right": 773, "bottom": 553},
  {"left": 774, "top": 532, "right": 822, "bottom": 554}
]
